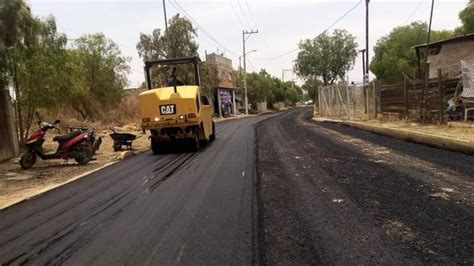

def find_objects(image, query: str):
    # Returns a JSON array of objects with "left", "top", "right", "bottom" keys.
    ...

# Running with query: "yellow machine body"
[{"left": 139, "top": 85, "right": 213, "bottom": 141}]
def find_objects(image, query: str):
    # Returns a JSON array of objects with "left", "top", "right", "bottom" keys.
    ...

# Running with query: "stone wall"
[
  {"left": 428, "top": 41, "right": 474, "bottom": 79},
  {"left": 257, "top": 102, "right": 268, "bottom": 113}
]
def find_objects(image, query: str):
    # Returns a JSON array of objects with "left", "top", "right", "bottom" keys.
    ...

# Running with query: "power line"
[
  {"left": 169, "top": 0, "right": 239, "bottom": 56},
  {"left": 248, "top": 0, "right": 363, "bottom": 61},
  {"left": 228, "top": 0, "right": 246, "bottom": 28},
  {"left": 244, "top": 0, "right": 259, "bottom": 29},
  {"left": 404, "top": 0, "right": 424, "bottom": 25},
  {"left": 236, "top": 0, "right": 252, "bottom": 28},
  {"left": 243, "top": 0, "right": 273, "bottom": 58}
]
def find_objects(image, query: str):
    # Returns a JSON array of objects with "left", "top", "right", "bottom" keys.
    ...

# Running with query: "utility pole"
[
  {"left": 422, "top": 0, "right": 435, "bottom": 123},
  {"left": 239, "top": 56, "right": 242, "bottom": 81},
  {"left": 243, "top": 29, "right": 258, "bottom": 114},
  {"left": 365, "top": 0, "right": 370, "bottom": 117},
  {"left": 365, "top": 0, "right": 369, "bottom": 81},
  {"left": 163, "top": 0, "right": 168, "bottom": 31},
  {"left": 359, "top": 49, "right": 366, "bottom": 80},
  {"left": 360, "top": 49, "right": 367, "bottom": 114}
]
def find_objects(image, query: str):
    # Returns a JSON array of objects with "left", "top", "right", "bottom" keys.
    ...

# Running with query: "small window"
[{"left": 200, "top": 96, "right": 210, "bottom": 105}]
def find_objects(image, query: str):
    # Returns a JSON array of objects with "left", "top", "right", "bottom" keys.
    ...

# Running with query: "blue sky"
[{"left": 28, "top": 0, "right": 469, "bottom": 87}]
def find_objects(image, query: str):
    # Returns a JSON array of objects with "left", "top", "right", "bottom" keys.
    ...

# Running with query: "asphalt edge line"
[
  {"left": 313, "top": 118, "right": 474, "bottom": 155},
  {"left": 0, "top": 150, "right": 151, "bottom": 211},
  {"left": 252, "top": 109, "right": 289, "bottom": 265}
]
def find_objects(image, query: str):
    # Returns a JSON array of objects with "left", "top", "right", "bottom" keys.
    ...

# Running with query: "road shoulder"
[
  {"left": 0, "top": 114, "right": 260, "bottom": 211},
  {"left": 313, "top": 118, "right": 474, "bottom": 155}
]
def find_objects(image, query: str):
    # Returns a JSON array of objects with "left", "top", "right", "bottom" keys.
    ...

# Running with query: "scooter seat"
[{"left": 53, "top": 131, "right": 82, "bottom": 142}]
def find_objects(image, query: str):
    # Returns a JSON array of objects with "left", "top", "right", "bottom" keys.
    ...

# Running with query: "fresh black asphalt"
[
  {"left": 0, "top": 114, "right": 277, "bottom": 265},
  {"left": 1, "top": 108, "right": 472, "bottom": 265}
]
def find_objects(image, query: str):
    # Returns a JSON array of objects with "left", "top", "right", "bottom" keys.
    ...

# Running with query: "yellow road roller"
[{"left": 139, "top": 56, "right": 215, "bottom": 153}]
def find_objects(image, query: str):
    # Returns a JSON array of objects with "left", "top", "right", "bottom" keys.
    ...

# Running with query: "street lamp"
[
  {"left": 243, "top": 30, "right": 258, "bottom": 114},
  {"left": 239, "top": 50, "right": 257, "bottom": 73}
]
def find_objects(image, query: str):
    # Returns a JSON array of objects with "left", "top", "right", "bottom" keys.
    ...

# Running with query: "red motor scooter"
[{"left": 20, "top": 118, "right": 95, "bottom": 169}]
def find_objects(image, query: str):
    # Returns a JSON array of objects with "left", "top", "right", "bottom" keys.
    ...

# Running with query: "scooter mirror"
[{"left": 54, "top": 120, "right": 60, "bottom": 124}]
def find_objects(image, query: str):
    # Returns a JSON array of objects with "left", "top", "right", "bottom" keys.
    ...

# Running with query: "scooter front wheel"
[{"left": 20, "top": 151, "right": 37, "bottom": 169}]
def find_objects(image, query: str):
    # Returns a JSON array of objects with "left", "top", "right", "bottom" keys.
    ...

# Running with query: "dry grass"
[
  {"left": 0, "top": 89, "right": 148, "bottom": 209},
  {"left": 363, "top": 120, "right": 474, "bottom": 142},
  {"left": 0, "top": 125, "right": 149, "bottom": 209}
]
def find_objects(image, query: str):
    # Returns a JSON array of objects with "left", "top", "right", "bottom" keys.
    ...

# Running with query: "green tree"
[
  {"left": 456, "top": 0, "right": 474, "bottom": 34},
  {"left": 242, "top": 69, "right": 303, "bottom": 108},
  {"left": 1, "top": 0, "right": 35, "bottom": 141},
  {"left": 17, "top": 16, "right": 68, "bottom": 137},
  {"left": 1, "top": 0, "right": 69, "bottom": 140},
  {"left": 370, "top": 22, "right": 453, "bottom": 83},
  {"left": 294, "top": 29, "right": 358, "bottom": 86},
  {"left": 302, "top": 78, "right": 320, "bottom": 102},
  {"left": 199, "top": 62, "right": 219, "bottom": 97},
  {"left": 137, "top": 14, "right": 199, "bottom": 86},
  {"left": 68, "top": 33, "right": 130, "bottom": 119}
]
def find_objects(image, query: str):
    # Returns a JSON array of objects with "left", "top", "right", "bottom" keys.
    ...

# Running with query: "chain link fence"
[
  {"left": 317, "top": 82, "right": 377, "bottom": 120},
  {"left": 461, "top": 60, "right": 474, "bottom": 98}
]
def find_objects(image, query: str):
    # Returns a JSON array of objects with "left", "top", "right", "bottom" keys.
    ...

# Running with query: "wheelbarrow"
[{"left": 110, "top": 128, "right": 137, "bottom": 151}]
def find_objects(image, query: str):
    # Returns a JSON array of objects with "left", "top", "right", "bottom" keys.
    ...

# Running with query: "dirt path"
[
  {"left": 0, "top": 129, "right": 149, "bottom": 209},
  {"left": 257, "top": 107, "right": 474, "bottom": 264}
]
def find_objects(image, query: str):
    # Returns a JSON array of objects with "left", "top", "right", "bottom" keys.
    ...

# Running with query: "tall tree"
[
  {"left": 68, "top": 33, "right": 130, "bottom": 119},
  {"left": 456, "top": 0, "right": 474, "bottom": 34},
  {"left": 370, "top": 22, "right": 453, "bottom": 83},
  {"left": 137, "top": 14, "right": 199, "bottom": 86},
  {"left": 137, "top": 14, "right": 198, "bottom": 61},
  {"left": 1, "top": 0, "right": 34, "bottom": 141},
  {"left": 294, "top": 29, "right": 358, "bottom": 86},
  {"left": 199, "top": 62, "right": 219, "bottom": 96},
  {"left": 16, "top": 16, "right": 68, "bottom": 137},
  {"left": 302, "top": 78, "right": 320, "bottom": 102},
  {"left": 1, "top": 0, "right": 70, "bottom": 140}
]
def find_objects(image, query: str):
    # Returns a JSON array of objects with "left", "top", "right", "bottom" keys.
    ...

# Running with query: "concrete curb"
[
  {"left": 0, "top": 149, "right": 148, "bottom": 211},
  {"left": 313, "top": 118, "right": 474, "bottom": 155}
]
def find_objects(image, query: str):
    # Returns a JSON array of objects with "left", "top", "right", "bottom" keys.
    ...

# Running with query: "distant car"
[{"left": 305, "top": 100, "right": 314, "bottom": 105}]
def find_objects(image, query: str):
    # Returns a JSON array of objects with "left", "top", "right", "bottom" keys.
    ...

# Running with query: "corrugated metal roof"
[{"left": 413, "top": 33, "right": 474, "bottom": 49}]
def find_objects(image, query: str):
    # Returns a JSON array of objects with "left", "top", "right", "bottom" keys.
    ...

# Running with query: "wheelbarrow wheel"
[{"left": 113, "top": 140, "right": 122, "bottom": 151}]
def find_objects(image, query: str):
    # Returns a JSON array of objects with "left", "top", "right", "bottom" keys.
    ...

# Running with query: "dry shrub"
[{"left": 40, "top": 89, "right": 143, "bottom": 132}]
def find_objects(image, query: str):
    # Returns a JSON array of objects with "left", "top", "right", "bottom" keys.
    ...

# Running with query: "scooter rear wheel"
[
  {"left": 74, "top": 144, "right": 93, "bottom": 165},
  {"left": 20, "top": 151, "right": 37, "bottom": 169}
]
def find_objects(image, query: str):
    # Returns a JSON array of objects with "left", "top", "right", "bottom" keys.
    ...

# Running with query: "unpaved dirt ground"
[
  {"left": 257, "top": 107, "right": 473, "bottom": 264},
  {"left": 0, "top": 125, "right": 149, "bottom": 209}
]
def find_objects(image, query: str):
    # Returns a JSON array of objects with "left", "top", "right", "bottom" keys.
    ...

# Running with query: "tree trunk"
[
  {"left": 13, "top": 64, "right": 25, "bottom": 144},
  {"left": 72, "top": 104, "right": 88, "bottom": 120}
]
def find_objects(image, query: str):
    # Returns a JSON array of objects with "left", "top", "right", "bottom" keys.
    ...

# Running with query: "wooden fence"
[{"left": 378, "top": 72, "right": 460, "bottom": 121}]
